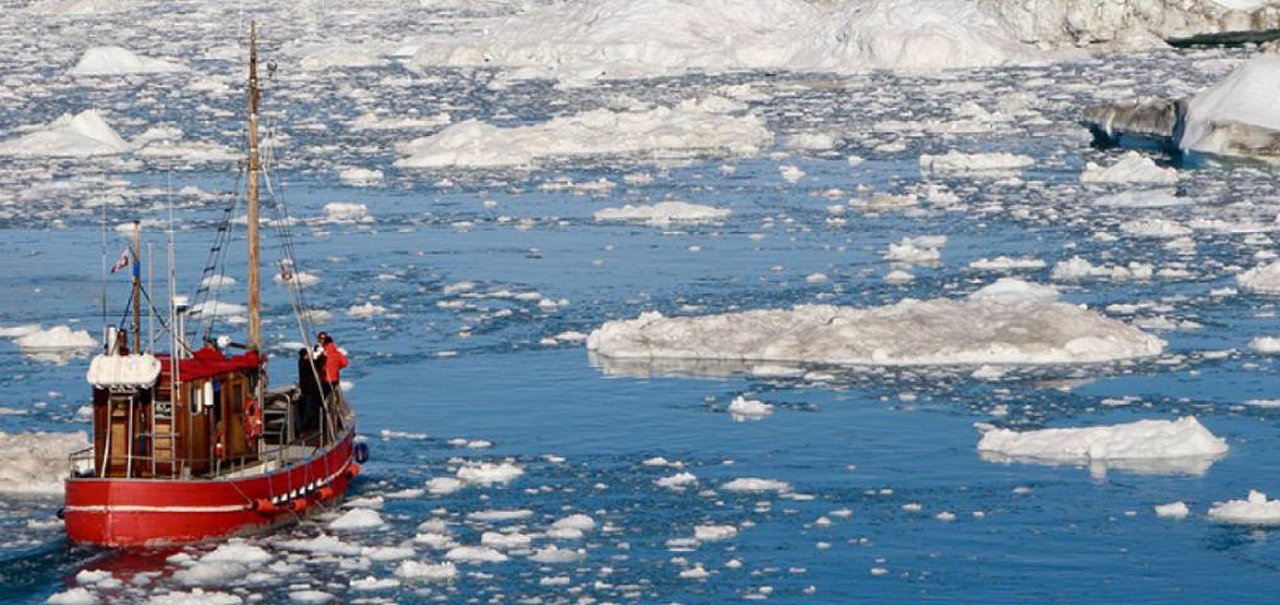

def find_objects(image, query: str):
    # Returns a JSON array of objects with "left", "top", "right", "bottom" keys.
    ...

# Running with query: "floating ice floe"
[
  {"left": 1155, "top": 501, "right": 1190, "bottom": 519},
  {"left": 918, "top": 151, "right": 1033, "bottom": 174},
  {"left": 456, "top": 461, "right": 524, "bottom": 486},
  {"left": 1180, "top": 54, "right": 1280, "bottom": 158},
  {"left": 1085, "top": 53, "right": 1280, "bottom": 160},
  {"left": 395, "top": 560, "right": 458, "bottom": 582},
  {"left": 409, "top": 0, "right": 1049, "bottom": 83},
  {"left": 0, "top": 431, "right": 89, "bottom": 495},
  {"left": 1080, "top": 151, "right": 1178, "bottom": 184},
  {"left": 338, "top": 167, "right": 384, "bottom": 187},
  {"left": 393, "top": 97, "right": 771, "bottom": 168},
  {"left": 1095, "top": 190, "right": 1187, "bottom": 208},
  {"left": 976, "top": 416, "right": 1228, "bottom": 476},
  {"left": 328, "top": 508, "right": 387, "bottom": 532},
  {"left": 68, "top": 45, "right": 184, "bottom": 76},
  {"left": 11, "top": 325, "right": 96, "bottom": 352},
  {"left": 0, "top": 110, "right": 131, "bottom": 157},
  {"left": 593, "top": 201, "right": 731, "bottom": 226},
  {"left": 587, "top": 278, "right": 1164, "bottom": 369},
  {"left": 445, "top": 545, "right": 508, "bottom": 563},
  {"left": 1208, "top": 490, "right": 1280, "bottom": 525},
  {"left": 722, "top": 478, "right": 791, "bottom": 493},
  {"left": 321, "top": 202, "right": 372, "bottom": 224},
  {"left": 1236, "top": 261, "right": 1280, "bottom": 293},
  {"left": 727, "top": 396, "right": 773, "bottom": 421},
  {"left": 884, "top": 235, "right": 945, "bottom": 265}
]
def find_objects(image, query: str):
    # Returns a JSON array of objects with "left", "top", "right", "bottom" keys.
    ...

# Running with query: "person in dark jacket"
[{"left": 297, "top": 348, "right": 323, "bottom": 436}]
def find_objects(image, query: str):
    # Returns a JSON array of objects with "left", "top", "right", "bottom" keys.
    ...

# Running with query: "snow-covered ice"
[
  {"left": 394, "top": 97, "right": 771, "bottom": 168},
  {"left": 977, "top": 417, "right": 1228, "bottom": 475},
  {"left": 1208, "top": 490, "right": 1280, "bottom": 525},
  {"left": 588, "top": 279, "right": 1164, "bottom": 367}
]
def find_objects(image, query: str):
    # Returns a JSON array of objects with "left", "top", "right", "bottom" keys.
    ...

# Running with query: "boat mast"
[
  {"left": 246, "top": 21, "right": 262, "bottom": 351},
  {"left": 131, "top": 220, "right": 141, "bottom": 354}
]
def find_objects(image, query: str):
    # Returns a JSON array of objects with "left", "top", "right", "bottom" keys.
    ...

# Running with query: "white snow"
[
  {"left": 69, "top": 46, "right": 184, "bottom": 76},
  {"left": 1208, "top": 490, "right": 1280, "bottom": 525},
  {"left": 587, "top": 279, "right": 1164, "bottom": 367},
  {"left": 1080, "top": 152, "right": 1178, "bottom": 185},
  {"left": 1181, "top": 55, "right": 1280, "bottom": 157},
  {"left": 0, "top": 110, "right": 131, "bottom": 157},
  {"left": 0, "top": 431, "right": 90, "bottom": 495},
  {"left": 593, "top": 201, "right": 731, "bottom": 226},
  {"left": 977, "top": 417, "right": 1228, "bottom": 474},
  {"left": 394, "top": 97, "right": 771, "bottom": 168}
]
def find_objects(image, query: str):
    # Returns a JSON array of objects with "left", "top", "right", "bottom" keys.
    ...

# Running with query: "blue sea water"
[{"left": 1, "top": 7, "right": 1279, "bottom": 602}]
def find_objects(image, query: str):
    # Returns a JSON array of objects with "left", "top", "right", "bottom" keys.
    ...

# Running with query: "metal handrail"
[{"left": 65, "top": 421, "right": 351, "bottom": 481}]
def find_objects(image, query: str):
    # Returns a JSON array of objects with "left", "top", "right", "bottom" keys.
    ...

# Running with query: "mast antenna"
[{"left": 246, "top": 21, "right": 262, "bottom": 351}]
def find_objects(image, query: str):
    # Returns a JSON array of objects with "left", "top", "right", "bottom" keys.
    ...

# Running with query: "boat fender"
[
  {"left": 55, "top": 507, "right": 66, "bottom": 520},
  {"left": 347, "top": 463, "right": 361, "bottom": 479},
  {"left": 288, "top": 499, "right": 307, "bottom": 513},
  {"left": 354, "top": 442, "right": 370, "bottom": 464},
  {"left": 251, "top": 499, "right": 275, "bottom": 513},
  {"left": 318, "top": 486, "right": 335, "bottom": 500}
]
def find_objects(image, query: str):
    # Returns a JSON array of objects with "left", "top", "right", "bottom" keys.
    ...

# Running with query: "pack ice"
[{"left": 587, "top": 279, "right": 1164, "bottom": 367}]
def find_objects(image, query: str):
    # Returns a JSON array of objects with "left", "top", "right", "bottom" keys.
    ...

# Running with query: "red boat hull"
[{"left": 64, "top": 429, "right": 359, "bottom": 547}]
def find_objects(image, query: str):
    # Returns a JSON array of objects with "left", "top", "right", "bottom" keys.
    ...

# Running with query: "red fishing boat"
[{"left": 61, "top": 23, "right": 365, "bottom": 547}]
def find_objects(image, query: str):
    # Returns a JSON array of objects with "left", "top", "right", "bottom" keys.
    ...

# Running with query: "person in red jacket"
[{"left": 317, "top": 332, "right": 348, "bottom": 395}]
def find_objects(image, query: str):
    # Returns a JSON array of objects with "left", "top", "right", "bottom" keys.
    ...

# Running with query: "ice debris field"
[{"left": 4, "top": 0, "right": 1280, "bottom": 603}]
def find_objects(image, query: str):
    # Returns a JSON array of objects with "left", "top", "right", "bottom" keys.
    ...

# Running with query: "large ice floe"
[
  {"left": 0, "top": 431, "right": 91, "bottom": 495},
  {"left": 593, "top": 201, "right": 731, "bottom": 226},
  {"left": 1180, "top": 53, "right": 1280, "bottom": 158},
  {"left": 68, "top": 46, "right": 185, "bottom": 76},
  {"left": 394, "top": 96, "right": 770, "bottom": 168},
  {"left": 1086, "top": 53, "right": 1280, "bottom": 160},
  {"left": 409, "top": 0, "right": 1280, "bottom": 83},
  {"left": 0, "top": 110, "right": 131, "bottom": 157},
  {"left": 1208, "top": 490, "right": 1280, "bottom": 525},
  {"left": 587, "top": 279, "right": 1164, "bottom": 372},
  {"left": 977, "top": 417, "right": 1228, "bottom": 476}
]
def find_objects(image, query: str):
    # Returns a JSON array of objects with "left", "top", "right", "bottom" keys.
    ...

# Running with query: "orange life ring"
[{"left": 244, "top": 397, "right": 263, "bottom": 438}]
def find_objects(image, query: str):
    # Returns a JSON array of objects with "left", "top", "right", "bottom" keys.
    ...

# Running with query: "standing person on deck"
[
  {"left": 296, "top": 348, "right": 323, "bottom": 435},
  {"left": 317, "top": 331, "right": 348, "bottom": 397}
]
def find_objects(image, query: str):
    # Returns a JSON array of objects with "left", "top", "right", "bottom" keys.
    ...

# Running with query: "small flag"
[{"left": 109, "top": 247, "right": 132, "bottom": 274}]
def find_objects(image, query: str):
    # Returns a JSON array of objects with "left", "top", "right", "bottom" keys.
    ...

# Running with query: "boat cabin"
[{"left": 82, "top": 345, "right": 306, "bottom": 479}]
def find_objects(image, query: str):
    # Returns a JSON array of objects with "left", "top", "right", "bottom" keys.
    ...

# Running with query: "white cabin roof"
[{"left": 87, "top": 354, "right": 161, "bottom": 389}]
